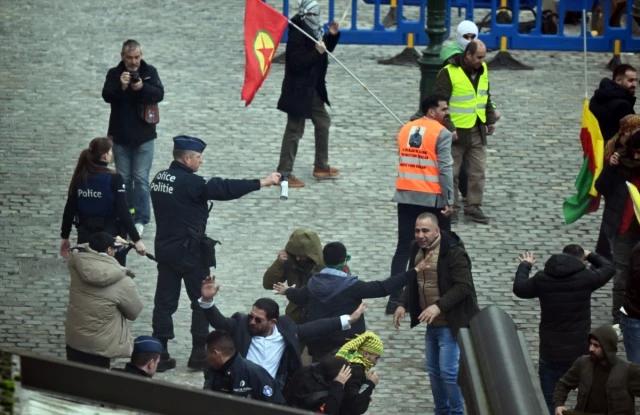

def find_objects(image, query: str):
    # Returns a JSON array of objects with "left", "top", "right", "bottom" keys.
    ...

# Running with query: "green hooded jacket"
[{"left": 263, "top": 229, "right": 324, "bottom": 323}]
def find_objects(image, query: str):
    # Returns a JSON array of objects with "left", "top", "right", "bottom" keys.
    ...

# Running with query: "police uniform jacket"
[
  {"left": 150, "top": 161, "right": 260, "bottom": 268},
  {"left": 61, "top": 166, "right": 140, "bottom": 242},
  {"left": 102, "top": 59, "right": 164, "bottom": 147},
  {"left": 204, "top": 352, "right": 284, "bottom": 403},
  {"left": 203, "top": 303, "right": 345, "bottom": 389}
]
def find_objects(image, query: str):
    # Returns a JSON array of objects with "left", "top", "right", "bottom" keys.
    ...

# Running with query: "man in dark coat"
[
  {"left": 199, "top": 276, "right": 365, "bottom": 392},
  {"left": 513, "top": 245, "right": 615, "bottom": 414},
  {"left": 589, "top": 63, "right": 637, "bottom": 260},
  {"left": 102, "top": 39, "right": 164, "bottom": 234},
  {"left": 275, "top": 241, "right": 429, "bottom": 360},
  {"left": 553, "top": 325, "right": 640, "bottom": 415},
  {"left": 150, "top": 135, "right": 280, "bottom": 372},
  {"left": 203, "top": 331, "right": 284, "bottom": 404},
  {"left": 114, "top": 335, "right": 163, "bottom": 378},
  {"left": 393, "top": 212, "right": 479, "bottom": 415},
  {"left": 276, "top": 0, "right": 340, "bottom": 188}
]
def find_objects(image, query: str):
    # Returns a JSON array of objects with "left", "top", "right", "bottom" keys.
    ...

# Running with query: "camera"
[{"left": 129, "top": 71, "right": 141, "bottom": 83}]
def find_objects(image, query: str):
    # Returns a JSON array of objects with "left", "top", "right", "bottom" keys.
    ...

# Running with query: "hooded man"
[
  {"left": 513, "top": 245, "right": 615, "bottom": 414},
  {"left": 275, "top": 242, "right": 430, "bottom": 360},
  {"left": 553, "top": 325, "right": 640, "bottom": 415},
  {"left": 590, "top": 64, "right": 637, "bottom": 143},
  {"left": 440, "top": 20, "right": 479, "bottom": 65},
  {"left": 276, "top": 0, "right": 341, "bottom": 188},
  {"left": 263, "top": 229, "right": 324, "bottom": 323}
]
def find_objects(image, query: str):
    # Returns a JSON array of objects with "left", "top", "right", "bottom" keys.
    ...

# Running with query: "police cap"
[
  {"left": 173, "top": 135, "right": 206, "bottom": 153},
  {"left": 132, "top": 336, "right": 164, "bottom": 355}
]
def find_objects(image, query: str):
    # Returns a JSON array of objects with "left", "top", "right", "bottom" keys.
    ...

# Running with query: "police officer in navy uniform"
[
  {"left": 60, "top": 137, "right": 145, "bottom": 265},
  {"left": 203, "top": 330, "right": 285, "bottom": 403},
  {"left": 150, "top": 135, "right": 280, "bottom": 372}
]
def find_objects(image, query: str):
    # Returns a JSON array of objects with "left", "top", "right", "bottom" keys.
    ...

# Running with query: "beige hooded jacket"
[{"left": 65, "top": 245, "right": 143, "bottom": 358}]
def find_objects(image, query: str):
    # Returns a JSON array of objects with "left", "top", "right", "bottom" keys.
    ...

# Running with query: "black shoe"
[
  {"left": 187, "top": 347, "right": 208, "bottom": 371},
  {"left": 464, "top": 206, "right": 490, "bottom": 224},
  {"left": 156, "top": 353, "right": 177, "bottom": 373}
]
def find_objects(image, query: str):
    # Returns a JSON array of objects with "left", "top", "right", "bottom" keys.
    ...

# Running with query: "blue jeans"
[
  {"left": 538, "top": 359, "right": 572, "bottom": 415},
  {"left": 113, "top": 141, "right": 154, "bottom": 225},
  {"left": 621, "top": 314, "right": 640, "bottom": 363},
  {"left": 425, "top": 326, "right": 464, "bottom": 415}
]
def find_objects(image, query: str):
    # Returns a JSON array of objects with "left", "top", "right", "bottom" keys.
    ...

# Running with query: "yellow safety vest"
[
  {"left": 395, "top": 117, "right": 444, "bottom": 195},
  {"left": 446, "top": 62, "right": 489, "bottom": 128}
]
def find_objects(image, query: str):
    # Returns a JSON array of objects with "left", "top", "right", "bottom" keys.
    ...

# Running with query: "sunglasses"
[
  {"left": 463, "top": 33, "right": 477, "bottom": 40},
  {"left": 248, "top": 314, "right": 265, "bottom": 324}
]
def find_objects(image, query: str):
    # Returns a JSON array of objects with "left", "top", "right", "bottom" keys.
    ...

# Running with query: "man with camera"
[
  {"left": 102, "top": 39, "right": 164, "bottom": 237},
  {"left": 150, "top": 135, "right": 280, "bottom": 372}
]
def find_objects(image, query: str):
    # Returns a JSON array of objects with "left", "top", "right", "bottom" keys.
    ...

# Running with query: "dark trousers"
[
  {"left": 152, "top": 262, "right": 210, "bottom": 344},
  {"left": 538, "top": 359, "right": 572, "bottom": 415},
  {"left": 594, "top": 213, "right": 612, "bottom": 260},
  {"left": 66, "top": 345, "right": 110, "bottom": 368},
  {"left": 387, "top": 203, "right": 451, "bottom": 309}
]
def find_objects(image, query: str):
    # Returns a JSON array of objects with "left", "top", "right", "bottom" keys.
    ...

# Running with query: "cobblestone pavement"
[{"left": 1, "top": 1, "right": 639, "bottom": 413}]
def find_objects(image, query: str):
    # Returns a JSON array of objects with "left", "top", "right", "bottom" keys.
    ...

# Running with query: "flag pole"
[
  {"left": 287, "top": 19, "right": 404, "bottom": 126},
  {"left": 582, "top": 6, "right": 588, "bottom": 99}
]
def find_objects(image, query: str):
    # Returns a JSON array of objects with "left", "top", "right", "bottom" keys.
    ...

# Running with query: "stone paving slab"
[{"left": 1, "top": 0, "right": 639, "bottom": 413}]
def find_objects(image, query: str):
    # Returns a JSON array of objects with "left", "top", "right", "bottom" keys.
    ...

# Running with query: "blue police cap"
[
  {"left": 173, "top": 135, "right": 206, "bottom": 153},
  {"left": 133, "top": 336, "right": 164, "bottom": 355}
]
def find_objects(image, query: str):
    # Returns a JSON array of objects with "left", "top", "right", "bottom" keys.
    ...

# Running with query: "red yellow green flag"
[
  {"left": 563, "top": 99, "right": 605, "bottom": 224},
  {"left": 241, "top": 0, "right": 288, "bottom": 106},
  {"left": 627, "top": 181, "right": 640, "bottom": 224}
]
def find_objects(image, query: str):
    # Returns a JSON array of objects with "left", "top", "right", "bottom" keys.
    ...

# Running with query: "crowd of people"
[{"left": 56, "top": 1, "right": 640, "bottom": 414}]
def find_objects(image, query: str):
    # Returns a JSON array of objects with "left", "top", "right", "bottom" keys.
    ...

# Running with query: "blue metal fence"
[{"left": 273, "top": 0, "right": 640, "bottom": 52}]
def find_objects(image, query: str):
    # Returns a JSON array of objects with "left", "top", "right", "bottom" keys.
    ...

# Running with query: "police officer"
[
  {"left": 203, "top": 330, "right": 284, "bottom": 403},
  {"left": 60, "top": 137, "right": 145, "bottom": 265},
  {"left": 150, "top": 135, "right": 280, "bottom": 372}
]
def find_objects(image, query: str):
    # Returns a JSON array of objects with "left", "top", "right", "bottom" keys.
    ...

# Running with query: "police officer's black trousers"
[{"left": 152, "top": 262, "right": 210, "bottom": 344}]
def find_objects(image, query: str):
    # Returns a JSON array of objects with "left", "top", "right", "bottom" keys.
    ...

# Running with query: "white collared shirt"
[{"left": 246, "top": 325, "right": 285, "bottom": 379}]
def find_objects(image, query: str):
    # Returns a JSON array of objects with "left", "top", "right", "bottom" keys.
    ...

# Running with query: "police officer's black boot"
[
  {"left": 156, "top": 338, "right": 176, "bottom": 373},
  {"left": 187, "top": 337, "right": 207, "bottom": 371}
]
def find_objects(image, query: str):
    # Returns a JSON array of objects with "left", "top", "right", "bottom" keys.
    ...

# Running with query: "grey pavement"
[{"left": 1, "top": 1, "right": 639, "bottom": 414}]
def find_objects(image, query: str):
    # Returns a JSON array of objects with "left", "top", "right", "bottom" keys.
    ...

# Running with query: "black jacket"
[
  {"left": 277, "top": 15, "right": 339, "bottom": 118},
  {"left": 204, "top": 352, "right": 284, "bottom": 404},
  {"left": 284, "top": 363, "right": 346, "bottom": 414},
  {"left": 102, "top": 60, "right": 164, "bottom": 147},
  {"left": 625, "top": 242, "right": 640, "bottom": 319},
  {"left": 589, "top": 77, "right": 636, "bottom": 141},
  {"left": 399, "top": 231, "right": 479, "bottom": 336},
  {"left": 285, "top": 268, "right": 416, "bottom": 358},
  {"left": 112, "top": 363, "right": 151, "bottom": 378},
  {"left": 339, "top": 364, "right": 375, "bottom": 415},
  {"left": 202, "top": 304, "right": 344, "bottom": 390},
  {"left": 150, "top": 161, "right": 260, "bottom": 268},
  {"left": 595, "top": 162, "right": 640, "bottom": 238},
  {"left": 513, "top": 253, "right": 614, "bottom": 364}
]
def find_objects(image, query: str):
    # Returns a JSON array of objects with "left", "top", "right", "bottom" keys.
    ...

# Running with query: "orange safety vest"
[{"left": 395, "top": 117, "right": 443, "bottom": 194}]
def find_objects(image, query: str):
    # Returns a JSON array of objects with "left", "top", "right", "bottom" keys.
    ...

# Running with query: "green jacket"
[
  {"left": 263, "top": 229, "right": 324, "bottom": 323},
  {"left": 553, "top": 325, "right": 640, "bottom": 414}
]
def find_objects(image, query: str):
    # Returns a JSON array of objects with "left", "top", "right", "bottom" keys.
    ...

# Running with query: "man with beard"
[
  {"left": 199, "top": 276, "right": 365, "bottom": 392},
  {"left": 553, "top": 325, "right": 640, "bottom": 415},
  {"left": 590, "top": 63, "right": 637, "bottom": 260},
  {"left": 262, "top": 229, "right": 324, "bottom": 323}
]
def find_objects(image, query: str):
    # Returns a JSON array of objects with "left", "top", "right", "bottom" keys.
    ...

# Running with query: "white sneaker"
[{"left": 134, "top": 223, "right": 144, "bottom": 237}]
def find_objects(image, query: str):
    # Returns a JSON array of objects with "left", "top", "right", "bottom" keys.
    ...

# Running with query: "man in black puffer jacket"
[{"left": 513, "top": 244, "right": 614, "bottom": 415}]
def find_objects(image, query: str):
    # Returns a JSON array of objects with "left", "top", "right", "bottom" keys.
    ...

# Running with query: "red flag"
[{"left": 241, "top": 0, "right": 288, "bottom": 106}]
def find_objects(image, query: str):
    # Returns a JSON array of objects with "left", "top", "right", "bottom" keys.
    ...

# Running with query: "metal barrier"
[
  {"left": 274, "top": 0, "right": 640, "bottom": 53},
  {"left": 458, "top": 306, "right": 547, "bottom": 415}
]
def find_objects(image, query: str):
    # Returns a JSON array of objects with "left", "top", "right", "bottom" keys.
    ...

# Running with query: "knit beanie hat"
[{"left": 336, "top": 331, "right": 384, "bottom": 370}]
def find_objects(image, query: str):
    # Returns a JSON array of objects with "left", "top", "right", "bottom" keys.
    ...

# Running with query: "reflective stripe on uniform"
[{"left": 399, "top": 156, "right": 438, "bottom": 167}]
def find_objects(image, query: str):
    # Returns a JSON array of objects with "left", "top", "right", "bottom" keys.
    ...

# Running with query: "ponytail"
[{"left": 68, "top": 137, "right": 113, "bottom": 195}]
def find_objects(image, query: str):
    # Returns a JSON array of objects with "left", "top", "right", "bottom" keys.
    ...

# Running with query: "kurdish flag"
[
  {"left": 563, "top": 99, "right": 605, "bottom": 224},
  {"left": 241, "top": 0, "right": 288, "bottom": 106},
  {"left": 627, "top": 181, "right": 640, "bottom": 224}
]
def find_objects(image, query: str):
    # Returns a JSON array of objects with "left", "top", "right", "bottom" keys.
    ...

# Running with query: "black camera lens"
[{"left": 130, "top": 71, "right": 140, "bottom": 82}]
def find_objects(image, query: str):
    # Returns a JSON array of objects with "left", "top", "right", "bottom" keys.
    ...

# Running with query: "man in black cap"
[
  {"left": 150, "top": 135, "right": 280, "bottom": 372},
  {"left": 275, "top": 241, "right": 430, "bottom": 360},
  {"left": 114, "top": 335, "right": 163, "bottom": 378}
]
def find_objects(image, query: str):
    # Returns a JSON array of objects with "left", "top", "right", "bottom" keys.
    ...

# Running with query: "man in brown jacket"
[
  {"left": 65, "top": 232, "right": 143, "bottom": 368},
  {"left": 553, "top": 324, "right": 640, "bottom": 415}
]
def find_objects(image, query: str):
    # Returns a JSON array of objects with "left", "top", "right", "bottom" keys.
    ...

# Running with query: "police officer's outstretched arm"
[{"left": 204, "top": 173, "right": 280, "bottom": 201}]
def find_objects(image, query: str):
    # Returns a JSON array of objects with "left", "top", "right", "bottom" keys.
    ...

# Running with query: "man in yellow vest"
[
  {"left": 434, "top": 40, "right": 497, "bottom": 224},
  {"left": 386, "top": 94, "right": 454, "bottom": 315}
]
